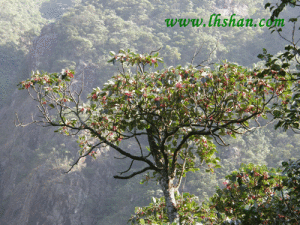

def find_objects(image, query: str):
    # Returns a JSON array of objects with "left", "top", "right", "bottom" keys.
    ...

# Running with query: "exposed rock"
[{"left": 29, "top": 23, "right": 58, "bottom": 72}]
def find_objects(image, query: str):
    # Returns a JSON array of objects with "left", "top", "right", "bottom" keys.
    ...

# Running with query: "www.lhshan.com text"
[{"left": 165, "top": 14, "right": 285, "bottom": 28}]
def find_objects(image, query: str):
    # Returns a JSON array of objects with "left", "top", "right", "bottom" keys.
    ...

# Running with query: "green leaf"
[
  {"left": 273, "top": 110, "right": 282, "bottom": 117},
  {"left": 172, "top": 139, "right": 177, "bottom": 146},
  {"left": 49, "top": 103, "right": 55, "bottom": 108},
  {"left": 261, "top": 114, "right": 268, "bottom": 119},
  {"left": 257, "top": 54, "right": 264, "bottom": 59},
  {"left": 231, "top": 132, "right": 236, "bottom": 139},
  {"left": 265, "top": 3, "right": 271, "bottom": 9},
  {"left": 289, "top": 18, "right": 297, "bottom": 22}
]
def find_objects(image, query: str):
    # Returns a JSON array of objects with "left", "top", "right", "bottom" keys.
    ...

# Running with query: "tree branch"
[{"left": 114, "top": 166, "right": 153, "bottom": 179}]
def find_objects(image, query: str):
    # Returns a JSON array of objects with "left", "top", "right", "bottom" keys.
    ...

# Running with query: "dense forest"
[{"left": 0, "top": 0, "right": 299, "bottom": 224}]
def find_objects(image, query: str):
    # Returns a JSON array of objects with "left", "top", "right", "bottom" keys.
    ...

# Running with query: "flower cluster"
[{"left": 198, "top": 162, "right": 300, "bottom": 224}]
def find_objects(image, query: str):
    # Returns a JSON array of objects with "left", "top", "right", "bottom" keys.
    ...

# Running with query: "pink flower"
[
  {"left": 24, "top": 82, "right": 33, "bottom": 89},
  {"left": 92, "top": 93, "right": 97, "bottom": 100},
  {"left": 43, "top": 76, "right": 49, "bottom": 82},
  {"left": 223, "top": 181, "right": 228, "bottom": 186},
  {"left": 151, "top": 58, "right": 156, "bottom": 63},
  {"left": 66, "top": 70, "right": 74, "bottom": 78},
  {"left": 154, "top": 97, "right": 160, "bottom": 101},
  {"left": 113, "top": 126, "right": 117, "bottom": 131},
  {"left": 175, "top": 83, "right": 183, "bottom": 89}
]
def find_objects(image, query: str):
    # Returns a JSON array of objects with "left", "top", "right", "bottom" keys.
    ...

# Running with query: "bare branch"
[
  {"left": 64, "top": 142, "right": 102, "bottom": 173},
  {"left": 212, "top": 133, "right": 229, "bottom": 146},
  {"left": 76, "top": 115, "right": 161, "bottom": 172},
  {"left": 195, "top": 41, "right": 218, "bottom": 68},
  {"left": 15, "top": 112, "right": 39, "bottom": 127},
  {"left": 114, "top": 166, "right": 153, "bottom": 179},
  {"left": 117, "top": 159, "right": 135, "bottom": 175},
  {"left": 191, "top": 42, "right": 205, "bottom": 65},
  {"left": 114, "top": 155, "right": 127, "bottom": 159},
  {"left": 134, "top": 135, "right": 144, "bottom": 157},
  {"left": 149, "top": 47, "right": 162, "bottom": 56}
]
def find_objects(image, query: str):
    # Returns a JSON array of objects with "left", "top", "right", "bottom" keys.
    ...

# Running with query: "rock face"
[{"left": 29, "top": 23, "right": 58, "bottom": 72}]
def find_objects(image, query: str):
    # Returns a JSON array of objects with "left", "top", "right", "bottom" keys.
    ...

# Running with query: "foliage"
[
  {"left": 130, "top": 161, "right": 300, "bottom": 224},
  {"left": 200, "top": 162, "right": 300, "bottom": 224},
  {"left": 0, "top": 0, "right": 50, "bottom": 106},
  {"left": 265, "top": 0, "right": 300, "bottom": 23},
  {"left": 255, "top": 48, "right": 299, "bottom": 131},
  {"left": 37, "top": 0, "right": 277, "bottom": 79},
  {"left": 261, "top": 0, "right": 300, "bottom": 131},
  {"left": 128, "top": 192, "right": 202, "bottom": 224}
]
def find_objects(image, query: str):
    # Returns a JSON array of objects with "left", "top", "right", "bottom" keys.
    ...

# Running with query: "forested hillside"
[{"left": 0, "top": 0, "right": 298, "bottom": 224}]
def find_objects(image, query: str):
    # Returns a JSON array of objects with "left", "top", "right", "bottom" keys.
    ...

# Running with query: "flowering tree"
[
  {"left": 16, "top": 49, "right": 289, "bottom": 223},
  {"left": 199, "top": 161, "right": 300, "bottom": 224},
  {"left": 133, "top": 161, "right": 300, "bottom": 224}
]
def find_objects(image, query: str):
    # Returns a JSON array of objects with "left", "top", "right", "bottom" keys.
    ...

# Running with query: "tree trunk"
[{"left": 159, "top": 172, "right": 180, "bottom": 223}]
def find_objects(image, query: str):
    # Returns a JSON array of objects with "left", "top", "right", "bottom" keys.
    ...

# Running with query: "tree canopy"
[{"left": 17, "top": 47, "right": 292, "bottom": 222}]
